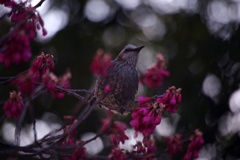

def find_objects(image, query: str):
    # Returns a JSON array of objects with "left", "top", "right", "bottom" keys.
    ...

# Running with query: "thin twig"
[
  {"left": 38, "top": 126, "right": 65, "bottom": 143},
  {"left": 0, "top": 76, "right": 17, "bottom": 85},
  {"left": 49, "top": 98, "right": 103, "bottom": 149},
  {"left": 0, "top": 70, "right": 28, "bottom": 85},
  {"left": 15, "top": 86, "right": 46, "bottom": 145},
  {"left": 33, "top": 0, "right": 45, "bottom": 9},
  {"left": 15, "top": 101, "right": 29, "bottom": 145},
  {"left": 55, "top": 86, "right": 89, "bottom": 101},
  {"left": 82, "top": 133, "right": 102, "bottom": 145},
  {"left": 66, "top": 89, "right": 94, "bottom": 95},
  {"left": 28, "top": 102, "right": 38, "bottom": 143}
]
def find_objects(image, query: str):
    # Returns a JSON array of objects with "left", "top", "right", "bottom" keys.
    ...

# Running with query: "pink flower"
[
  {"left": 0, "top": 0, "right": 15, "bottom": 7},
  {"left": 143, "top": 137, "right": 156, "bottom": 154},
  {"left": 143, "top": 53, "right": 170, "bottom": 89},
  {"left": 101, "top": 113, "right": 129, "bottom": 146},
  {"left": 62, "top": 121, "right": 78, "bottom": 147},
  {"left": 10, "top": 6, "right": 28, "bottom": 23},
  {"left": 0, "top": 25, "right": 33, "bottom": 67},
  {"left": 0, "top": 2, "right": 47, "bottom": 67},
  {"left": 43, "top": 72, "right": 58, "bottom": 94},
  {"left": 184, "top": 129, "right": 204, "bottom": 160},
  {"left": 0, "top": 0, "right": 16, "bottom": 7},
  {"left": 109, "top": 121, "right": 129, "bottom": 146},
  {"left": 62, "top": 128, "right": 86, "bottom": 160},
  {"left": 130, "top": 107, "right": 162, "bottom": 137},
  {"left": 3, "top": 91, "right": 24, "bottom": 119},
  {"left": 138, "top": 96, "right": 152, "bottom": 107},
  {"left": 144, "top": 67, "right": 170, "bottom": 89},
  {"left": 157, "top": 86, "right": 182, "bottom": 113},
  {"left": 71, "top": 146, "right": 86, "bottom": 160},
  {"left": 90, "top": 49, "right": 112, "bottom": 76},
  {"left": 130, "top": 96, "right": 163, "bottom": 137},
  {"left": 134, "top": 137, "right": 156, "bottom": 154},
  {"left": 15, "top": 72, "right": 35, "bottom": 95},
  {"left": 62, "top": 124, "right": 86, "bottom": 160},
  {"left": 133, "top": 141, "right": 145, "bottom": 153},
  {"left": 165, "top": 134, "right": 183, "bottom": 156},
  {"left": 43, "top": 70, "right": 71, "bottom": 99},
  {"left": 109, "top": 148, "right": 127, "bottom": 160},
  {"left": 131, "top": 88, "right": 182, "bottom": 136},
  {"left": 11, "top": 53, "right": 56, "bottom": 95},
  {"left": 30, "top": 52, "right": 55, "bottom": 81},
  {"left": 8, "top": 2, "right": 46, "bottom": 35},
  {"left": 156, "top": 53, "right": 167, "bottom": 68}
]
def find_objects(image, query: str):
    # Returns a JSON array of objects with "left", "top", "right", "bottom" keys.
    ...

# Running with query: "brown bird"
[{"left": 94, "top": 44, "right": 144, "bottom": 114}]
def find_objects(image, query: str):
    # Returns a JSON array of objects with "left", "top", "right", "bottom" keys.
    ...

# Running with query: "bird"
[{"left": 93, "top": 44, "right": 144, "bottom": 115}]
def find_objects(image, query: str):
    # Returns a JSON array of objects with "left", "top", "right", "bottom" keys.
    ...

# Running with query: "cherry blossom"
[
  {"left": 90, "top": 49, "right": 112, "bottom": 76},
  {"left": 3, "top": 91, "right": 24, "bottom": 119}
]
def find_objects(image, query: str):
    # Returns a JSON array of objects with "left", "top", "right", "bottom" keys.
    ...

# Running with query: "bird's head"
[{"left": 116, "top": 44, "right": 144, "bottom": 66}]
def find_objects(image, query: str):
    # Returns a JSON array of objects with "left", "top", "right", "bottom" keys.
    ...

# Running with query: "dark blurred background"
[{"left": 1, "top": 0, "right": 240, "bottom": 159}]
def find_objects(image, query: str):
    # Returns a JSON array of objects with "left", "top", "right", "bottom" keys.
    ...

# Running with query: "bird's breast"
[{"left": 94, "top": 63, "right": 139, "bottom": 114}]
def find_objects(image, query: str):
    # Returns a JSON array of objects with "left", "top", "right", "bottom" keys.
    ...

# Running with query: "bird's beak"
[{"left": 135, "top": 46, "right": 144, "bottom": 51}]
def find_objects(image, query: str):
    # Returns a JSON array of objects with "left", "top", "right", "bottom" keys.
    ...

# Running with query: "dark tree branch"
[{"left": 82, "top": 133, "right": 102, "bottom": 146}]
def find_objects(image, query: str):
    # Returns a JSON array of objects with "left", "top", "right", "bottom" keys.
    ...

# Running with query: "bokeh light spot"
[
  {"left": 119, "top": 129, "right": 143, "bottom": 151},
  {"left": 196, "top": 144, "right": 216, "bottom": 160},
  {"left": 155, "top": 118, "right": 174, "bottom": 137},
  {"left": 202, "top": 74, "right": 221, "bottom": 101},
  {"left": 132, "top": 11, "right": 166, "bottom": 40},
  {"left": 136, "top": 47, "right": 155, "bottom": 73},
  {"left": 229, "top": 89, "right": 240, "bottom": 113},
  {"left": 81, "top": 132, "right": 103, "bottom": 155},
  {"left": 155, "top": 115, "right": 180, "bottom": 137},
  {"left": 1, "top": 122, "right": 15, "bottom": 144},
  {"left": 31, "top": 0, "right": 51, "bottom": 15},
  {"left": 148, "top": 0, "right": 198, "bottom": 14},
  {"left": 84, "top": 0, "right": 110, "bottom": 22},
  {"left": 1, "top": 117, "right": 61, "bottom": 146},
  {"left": 36, "top": 9, "right": 69, "bottom": 42},
  {"left": 207, "top": 1, "right": 230, "bottom": 24},
  {"left": 115, "top": 0, "right": 141, "bottom": 10},
  {"left": 219, "top": 112, "right": 240, "bottom": 136}
]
